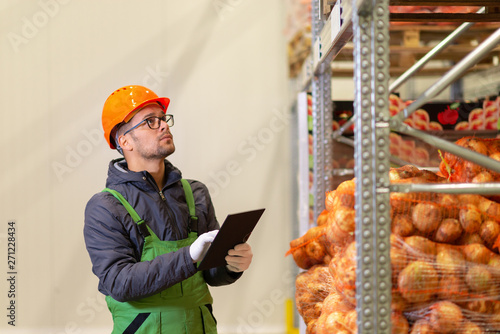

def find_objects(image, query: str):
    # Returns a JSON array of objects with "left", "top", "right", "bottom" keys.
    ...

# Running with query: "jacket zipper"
[
  {"left": 143, "top": 174, "right": 176, "bottom": 231},
  {"left": 142, "top": 175, "right": 167, "bottom": 202},
  {"left": 159, "top": 191, "right": 166, "bottom": 201}
]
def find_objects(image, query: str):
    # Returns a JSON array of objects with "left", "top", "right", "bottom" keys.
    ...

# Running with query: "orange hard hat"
[{"left": 102, "top": 85, "right": 170, "bottom": 149}]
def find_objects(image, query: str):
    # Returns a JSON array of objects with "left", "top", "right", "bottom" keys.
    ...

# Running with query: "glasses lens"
[
  {"left": 166, "top": 114, "right": 174, "bottom": 127},
  {"left": 146, "top": 117, "right": 161, "bottom": 129}
]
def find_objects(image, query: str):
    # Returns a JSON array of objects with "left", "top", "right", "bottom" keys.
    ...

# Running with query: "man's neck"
[{"left": 128, "top": 159, "right": 166, "bottom": 190}]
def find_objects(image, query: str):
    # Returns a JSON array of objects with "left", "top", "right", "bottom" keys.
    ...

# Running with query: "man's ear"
[{"left": 118, "top": 135, "right": 133, "bottom": 152}]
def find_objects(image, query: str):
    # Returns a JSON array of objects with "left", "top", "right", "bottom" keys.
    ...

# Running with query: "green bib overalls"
[{"left": 102, "top": 179, "right": 217, "bottom": 334}]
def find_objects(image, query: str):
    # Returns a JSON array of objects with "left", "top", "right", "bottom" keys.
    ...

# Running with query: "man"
[{"left": 84, "top": 85, "right": 253, "bottom": 333}]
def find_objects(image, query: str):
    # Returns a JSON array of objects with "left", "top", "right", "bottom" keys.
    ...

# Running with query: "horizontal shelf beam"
[
  {"left": 331, "top": 63, "right": 492, "bottom": 77},
  {"left": 338, "top": 45, "right": 500, "bottom": 58},
  {"left": 390, "top": 13, "right": 500, "bottom": 22},
  {"left": 386, "top": 45, "right": 500, "bottom": 55},
  {"left": 390, "top": 13, "right": 500, "bottom": 23},
  {"left": 389, "top": 23, "right": 500, "bottom": 32},
  {"left": 391, "top": 182, "right": 500, "bottom": 195}
]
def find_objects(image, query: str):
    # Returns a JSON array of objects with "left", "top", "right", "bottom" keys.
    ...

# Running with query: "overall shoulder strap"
[
  {"left": 102, "top": 188, "right": 151, "bottom": 237},
  {"left": 180, "top": 179, "right": 198, "bottom": 232}
]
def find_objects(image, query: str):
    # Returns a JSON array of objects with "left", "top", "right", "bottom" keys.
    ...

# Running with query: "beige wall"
[{"left": 0, "top": 1, "right": 293, "bottom": 333}]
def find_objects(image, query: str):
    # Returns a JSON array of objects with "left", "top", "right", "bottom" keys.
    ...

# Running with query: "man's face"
[{"left": 124, "top": 103, "right": 175, "bottom": 160}]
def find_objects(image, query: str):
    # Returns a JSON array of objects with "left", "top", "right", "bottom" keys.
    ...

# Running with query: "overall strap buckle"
[{"left": 180, "top": 179, "right": 198, "bottom": 234}]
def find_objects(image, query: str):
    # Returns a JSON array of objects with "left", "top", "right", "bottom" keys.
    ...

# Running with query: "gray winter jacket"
[{"left": 84, "top": 158, "right": 241, "bottom": 302}]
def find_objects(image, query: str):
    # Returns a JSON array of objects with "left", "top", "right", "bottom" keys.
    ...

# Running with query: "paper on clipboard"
[{"left": 197, "top": 208, "right": 265, "bottom": 271}]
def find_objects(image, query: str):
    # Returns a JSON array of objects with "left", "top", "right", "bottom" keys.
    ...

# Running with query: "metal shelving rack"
[{"left": 293, "top": 1, "right": 500, "bottom": 333}]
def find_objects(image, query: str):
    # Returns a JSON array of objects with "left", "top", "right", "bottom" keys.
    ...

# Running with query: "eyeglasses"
[{"left": 123, "top": 114, "right": 174, "bottom": 136}]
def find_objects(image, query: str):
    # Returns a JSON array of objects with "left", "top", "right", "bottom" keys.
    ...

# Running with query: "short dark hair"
[{"left": 111, "top": 122, "right": 129, "bottom": 150}]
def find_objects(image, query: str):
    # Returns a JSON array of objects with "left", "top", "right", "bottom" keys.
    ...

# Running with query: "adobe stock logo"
[
  {"left": 205, "top": 107, "right": 292, "bottom": 198},
  {"left": 7, "top": 0, "right": 72, "bottom": 53},
  {"left": 52, "top": 127, "right": 102, "bottom": 183},
  {"left": 142, "top": 64, "right": 169, "bottom": 91}
]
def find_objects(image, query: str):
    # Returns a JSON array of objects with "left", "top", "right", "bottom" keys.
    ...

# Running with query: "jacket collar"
[{"left": 105, "top": 158, "right": 182, "bottom": 190}]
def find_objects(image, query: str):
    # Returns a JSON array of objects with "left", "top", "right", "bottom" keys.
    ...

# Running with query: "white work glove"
[
  {"left": 189, "top": 230, "right": 218, "bottom": 263},
  {"left": 226, "top": 243, "right": 253, "bottom": 273}
]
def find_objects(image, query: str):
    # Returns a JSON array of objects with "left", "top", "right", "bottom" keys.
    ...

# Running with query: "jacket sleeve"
[
  {"left": 203, "top": 266, "right": 242, "bottom": 286},
  {"left": 84, "top": 193, "right": 198, "bottom": 302},
  {"left": 190, "top": 180, "right": 244, "bottom": 286}
]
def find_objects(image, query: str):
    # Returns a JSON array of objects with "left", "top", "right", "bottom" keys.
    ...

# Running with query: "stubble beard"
[
  {"left": 142, "top": 143, "right": 175, "bottom": 161},
  {"left": 131, "top": 133, "right": 175, "bottom": 161}
]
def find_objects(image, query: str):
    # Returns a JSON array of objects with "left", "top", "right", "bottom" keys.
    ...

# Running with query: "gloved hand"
[
  {"left": 189, "top": 230, "right": 218, "bottom": 263},
  {"left": 225, "top": 243, "right": 253, "bottom": 273}
]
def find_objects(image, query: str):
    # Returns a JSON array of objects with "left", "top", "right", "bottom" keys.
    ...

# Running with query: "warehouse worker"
[{"left": 84, "top": 85, "right": 253, "bottom": 333}]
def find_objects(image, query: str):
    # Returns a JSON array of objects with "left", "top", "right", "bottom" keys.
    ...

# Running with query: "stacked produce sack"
[
  {"left": 440, "top": 136, "right": 500, "bottom": 204},
  {"left": 440, "top": 136, "right": 500, "bottom": 184},
  {"left": 289, "top": 164, "right": 500, "bottom": 333}
]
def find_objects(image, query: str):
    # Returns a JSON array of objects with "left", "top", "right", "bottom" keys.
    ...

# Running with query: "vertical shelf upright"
[
  {"left": 352, "top": 1, "right": 392, "bottom": 333},
  {"left": 311, "top": 0, "right": 334, "bottom": 226}
]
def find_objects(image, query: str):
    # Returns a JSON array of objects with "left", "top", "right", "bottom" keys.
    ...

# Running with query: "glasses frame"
[{"left": 123, "top": 114, "right": 174, "bottom": 136}]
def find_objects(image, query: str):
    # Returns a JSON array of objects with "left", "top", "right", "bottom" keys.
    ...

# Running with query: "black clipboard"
[{"left": 197, "top": 208, "right": 265, "bottom": 271}]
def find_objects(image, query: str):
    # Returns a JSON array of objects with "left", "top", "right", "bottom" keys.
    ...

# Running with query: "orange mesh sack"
[
  {"left": 316, "top": 309, "right": 408, "bottom": 334},
  {"left": 315, "top": 236, "right": 411, "bottom": 333},
  {"left": 288, "top": 224, "right": 330, "bottom": 270},
  {"left": 323, "top": 234, "right": 500, "bottom": 332},
  {"left": 288, "top": 164, "right": 500, "bottom": 256},
  {"left": 315, "top": 288, "right": 356, "bottom": 334},
  {"left": 439, "top": 136, "right": 500, "bottom": 184},
  {"left": 295, "top": 265, "right": 333, "bottom": 333},
  {"left": 324, "top": 165, "right": 456, "bottom": 249},
  {"left": 324, "top": 189, "right": 356, "bottom": 250},
  {"left": 387, "top": 165, "right": 500, "bottom": 250},
  {"left": 287, "top": 210, "right": 333, "bottom": 270},
  {"left": 290, "top": 165, "right": 500, "bottom": 332},
  {"left": 439, "top": 136, "right": 500, "bottom": 203}
]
